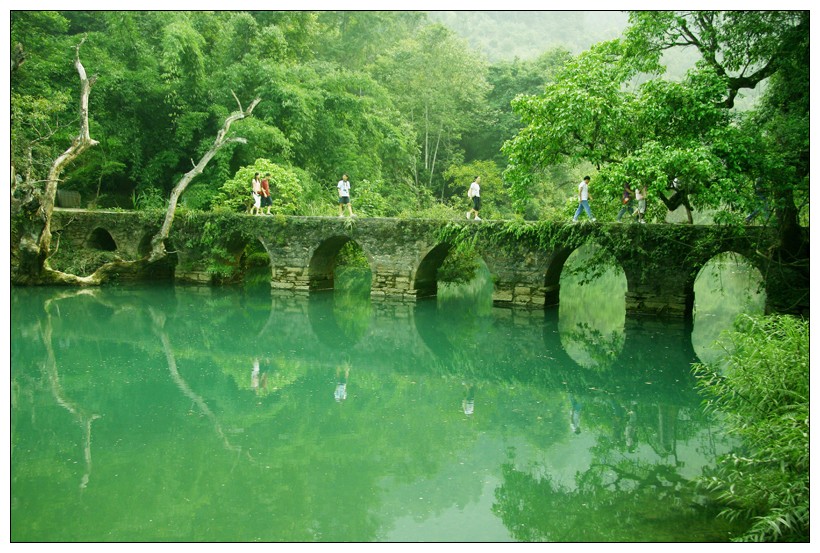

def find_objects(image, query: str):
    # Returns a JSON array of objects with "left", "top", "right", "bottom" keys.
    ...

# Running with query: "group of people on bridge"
[
  {"left": 573, "top": 176, "right": 647, "bottom": 224},
  {"left": 247, "top": 171, "right": 755, "bottom": 225}
]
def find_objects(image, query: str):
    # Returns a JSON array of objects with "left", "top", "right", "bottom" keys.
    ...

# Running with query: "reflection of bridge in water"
[
  {"left": 25, "top": 285, "right": 699, "bottom": 406},
  {"left": 14, "top": 285, "right": 720, "bottom": 540},
  {"left": 50, "top": 209, "right": 804, "bottom": 318}
]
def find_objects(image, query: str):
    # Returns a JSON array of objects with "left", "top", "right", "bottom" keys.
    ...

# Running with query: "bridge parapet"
[{"left": 47, "top": 210, "right": 805, "bottom": 318}]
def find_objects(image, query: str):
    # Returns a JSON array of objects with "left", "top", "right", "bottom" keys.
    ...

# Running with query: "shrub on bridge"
[{"left": 213, "top": 160, "right": 303, "bottom": 214}]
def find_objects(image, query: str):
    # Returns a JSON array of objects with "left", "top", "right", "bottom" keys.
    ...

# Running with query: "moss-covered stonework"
[{"left": 47, "top": 209, "right": 807, "bottom": 318}]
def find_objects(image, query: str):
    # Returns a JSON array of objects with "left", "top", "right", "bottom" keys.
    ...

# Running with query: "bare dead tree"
[
  {"left": 147, "top": 92, "right": 261, "bottom": 262},
  {"left": 35, "top": 36, "right": 99, "bottom": 270},
  {"left": 19, "top": 39, "right": 261, "bottom": 286}
]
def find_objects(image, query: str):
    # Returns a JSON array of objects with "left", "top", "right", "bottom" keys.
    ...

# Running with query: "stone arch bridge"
[{"left": 49, "top": 209, "right": 805, "bottom": 318}]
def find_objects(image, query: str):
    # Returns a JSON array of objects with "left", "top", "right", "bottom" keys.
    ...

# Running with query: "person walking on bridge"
[
  {"left": 337, "top": 174, "right": 354, "bottom": 217},
  {"left": 572, "top": 176, "right": 596, "bottom": 222},
  {"left": 616, "top": 182, "right": 635, "bottom": 222},
  {"left": 635, "top": 184, "right": 647, "bottom": 224},
  {"left": 260, "top": 173, "right": 272, "bottom": 215},
  {"left": 251, "top": 173, "right": 262, "bottom": 215},
  {"left": 467, "top": 176, "right": 482, "bottom": 221}
]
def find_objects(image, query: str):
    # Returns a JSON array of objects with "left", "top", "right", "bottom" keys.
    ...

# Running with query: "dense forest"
[{"left": 10, "top": 11, "right": 809, "bottom": 286}]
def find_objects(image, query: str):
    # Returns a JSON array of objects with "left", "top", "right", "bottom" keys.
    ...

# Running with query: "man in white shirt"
[
  {"left": 572, "top": 175, "right": 596, "bottom": 222},
  {"left": 466, "top": 176, "right": 482, "bottom": 221}
]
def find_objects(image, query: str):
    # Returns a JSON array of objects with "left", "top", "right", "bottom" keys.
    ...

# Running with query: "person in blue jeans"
[
  {"left": 573, "top": 176, "right": 596, "bottom": 222},
  {"left": 616, "top": 182, "right": 635, "bottom": 221}
]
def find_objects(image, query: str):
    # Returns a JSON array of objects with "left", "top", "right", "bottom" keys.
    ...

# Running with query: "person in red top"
[{"left": 260, "top": 173, "right": 272, "bottom": 215}]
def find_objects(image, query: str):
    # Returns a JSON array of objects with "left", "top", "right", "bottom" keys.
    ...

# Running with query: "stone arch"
[
  {"left": 543, "top": 246, "right": 575, "bottom": 307},
  {"left": 692, "top": 249, "right": 767, "bottom": 303},
  {"left": 308, "top": 235, "right": 373, "bottom": 292},
  {"left": 239, "top": 236, "right": 273, "bottom": 287},
  {"left": 691, "top": 250, "right": 768, "bottom": 332},
  {"left": 306, "top": 291, "right": 371, "bottom": 349},
  {"left": 544, "top": 240, "right": 628, "bottom": 306},
  {"left": 413, "top": 242, "right": 452, "bottom": 298},
  {"left": 85, "top": 227, "right": 117, "bottom": 251},
  {"left": 137, "top": 231, "right": 155, "bottom": 257}
]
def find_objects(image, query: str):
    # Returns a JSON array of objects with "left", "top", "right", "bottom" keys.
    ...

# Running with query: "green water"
[{"left": 10, "top": 257, "right": 762, "bottom": 542}]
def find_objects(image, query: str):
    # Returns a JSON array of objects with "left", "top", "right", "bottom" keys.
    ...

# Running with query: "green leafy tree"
[
  {"left": 372, "top": 23, "right": 490, "bottom": 196},
  {"left": 622, "top": 10, "right": 808, "bottom": 240},
  {"left": 10, "top": 11, "right": 76, "bottom": 185},
  {"left": 503, "top": 10, "right": 808, "bottom": 230},
  {"left": 692, "top": 314, "right": 809, "bottom": 542},
  {"left": 463, "top": 48, "right": 573, "bottom": 166},
  {"left": 443, "top": 160, "right": 508, "bottom": 219},
  {"left": 213, "top": 160, "right": 303, "bottom": 214}
]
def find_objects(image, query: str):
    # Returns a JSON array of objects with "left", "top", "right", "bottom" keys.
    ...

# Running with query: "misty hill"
[{"left": 427, "top": 11, "right": 630, "bottom": 61}]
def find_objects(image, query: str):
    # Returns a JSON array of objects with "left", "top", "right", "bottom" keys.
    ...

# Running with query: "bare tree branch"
[
  {"left": 38, "top": 36, "right": 99, "bottom": 270},
  {"left": 148, "top": 96, "right": 261, "bottom": 261}
]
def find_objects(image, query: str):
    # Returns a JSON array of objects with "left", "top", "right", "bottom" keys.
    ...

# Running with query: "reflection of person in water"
[
  {"left": 570, "top": 395, "right": 582, "bottom": 434},
  {"left": 335, "top": 364, "right": 350, "bottom": 402},
  {"left": 251, "top": 358, "right": 268, "bottom": 396},
  {"left": 462, "top": 383, "right": 475, "bottom": 416},
  {"left": 251, "top": 358, "right": 260, "bottom": 391},
  {"left": 625, "top": 402, "right": 638, "bottom": 451},
  {"left": 609, "top": 396, "right": 627, "bottom": 444}
]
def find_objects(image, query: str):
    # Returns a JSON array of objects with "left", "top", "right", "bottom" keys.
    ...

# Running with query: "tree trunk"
[
  {"left": 429, "top": 127, "right": 441, "bottom": 196},
  {"left": 38, "top": 37, "right": 99, "bottom": 268},
  {"left": 148, "top": 94, "right": 261, "bottom": 262},
  {"left": 11, "top": 38, "right": 261, "bottom": 287}
]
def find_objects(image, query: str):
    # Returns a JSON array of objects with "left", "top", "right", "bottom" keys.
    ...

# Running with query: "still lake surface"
[{"left": 10, "top": 252, "right": 764, "bottom": 542}]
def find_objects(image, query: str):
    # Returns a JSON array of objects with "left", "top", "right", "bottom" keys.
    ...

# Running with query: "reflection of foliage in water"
[
  {"left": 692, "top": 253, "right": 765, "bottom": 365},
  {"left": 438, "top": 259, "right": 494, "bottom": 317},
  {"left": 11, "top": 285, "right": 743, "bottom": 542},
  {"left": 562, "top": 322, "right": 624, "bottom": 372},
  {"left": 242, "top": 240, "right": 272, "bottom": 288},
  {"left": 332, "top": 266, "right": 372, "bottom": 343},
  {"left": 492, "top": 456, "right": 740, "bottom": 542},
  {"left": 558, "top": 244, "right": 626, "bottom": 371}
]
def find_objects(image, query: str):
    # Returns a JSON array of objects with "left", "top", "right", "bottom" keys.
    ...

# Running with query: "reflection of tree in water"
[
  {"left": 559, "top": 243, "right": 626, "bottom": 371},
  {"left": 560, "top": 321, "right": 624, "bottom": 371},
  {"left": 148, "top": 306, "right": 252, "bottom": 461},
  {"left": 41, "top": 290, "right": 103, "bottom": 490},
  {"left": 332, "top": 266, "right": 372, "bottom": 344},
  {"left": 492, "top": 455, "right": 739, "bottom": 542}
]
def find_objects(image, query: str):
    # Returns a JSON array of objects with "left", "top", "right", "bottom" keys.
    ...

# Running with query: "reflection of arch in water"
[
  {"left": 691, "top": 251, "right": 766, "bottom": 364},
  {"left": 85, "top": 227, "right": 117, "bottom": 251},
  {"left": 541, "top": 307, "right": 587, "bottom": 378},
  {"left": 413, "top": 246, "right": 493, "bottom": 360},
  {"left": 556, "top": 243, "right": 627, "bottom": 372},
  {"left": 619, "top": 316, "right": 698, "bottom": 384},
  {"left": 414, "top": 243, "right": 452, "bottom": 298},
  {"left": 412, "top": 299, "right": 457, "bottom": 361},
  {"left": 308, "top": 236, "right": 373, "bottom": 292},
  {"left": 306, "top": 291, "right": 371, "bottom": 349}
]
